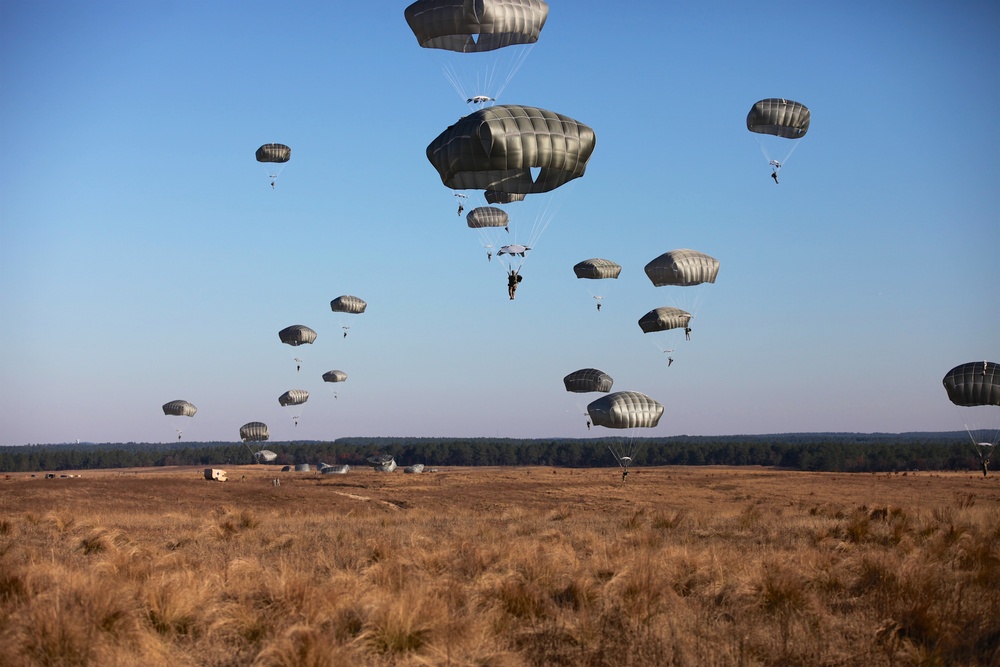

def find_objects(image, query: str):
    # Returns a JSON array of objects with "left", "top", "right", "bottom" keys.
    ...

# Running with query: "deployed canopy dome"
[
  {"left": 466, "top": 206, "right": 509, "bottom": 229},
  {"left": 427, "top": 105, "right": 596, "bottom": 195},
  {"left": 404, "top": 0, "right": 549, "bottom": 53},
  {"left": 563, "top": 368, "right": 613, "bottom": 394},
  {"left": 278, "top": 390, "right": 309, "bottom": 407},
  {"left": 746, "top": 99, "right": 810, "bottom": 139},
  {"left": 240, "top": 422, "right": 270, "bottom": 442},
  {"left": 943, "top": 362, "right": 1000, "bottom": 407},
  {"left": 255, "top": 143, "right": 291, "bottom": 163},
  {"left": 639, "top": 307, "right": 691, "bottom": 333},
  {"left": 587, "top": 391, "right": 663, "bottom": 429},
  {"left": 323, "top": 370, "right": 348, "bottom": 383},
  {"left": 278, "top": 325, "right": 317, "bottom": 346},
  {"left": 485, "top": 190, "right": 525, "bottom": 204},
  {"left": 330, "top": 295, "right": 367, "bottom": 314},
  {"left": 162, "top": 400, "right": 197, "bottom": 417},
  {"left": 574, "top": 258, "right": 621, "bottom": 280},
  {"left": 644, "top": 249, "right": 719, "bottom": 287}
]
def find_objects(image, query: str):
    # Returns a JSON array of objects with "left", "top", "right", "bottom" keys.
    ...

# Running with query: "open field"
[{"left": 2, "top": 465, "right": 998, "bottom": 666}]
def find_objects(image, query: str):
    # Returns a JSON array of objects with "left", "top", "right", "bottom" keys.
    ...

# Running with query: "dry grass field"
[{"left": 1, "top": 464, "right": 998, "bottom": 666}]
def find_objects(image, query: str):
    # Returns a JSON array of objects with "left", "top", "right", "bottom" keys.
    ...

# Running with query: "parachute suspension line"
[{"left": 492, "top": 43, "right": 535, "bottom": 102}]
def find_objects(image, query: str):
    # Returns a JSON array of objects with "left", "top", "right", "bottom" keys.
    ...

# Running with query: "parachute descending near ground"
[
  {"left": 240, "top": 422, "right": 270, "bottom": 442},
  {"left": 746, "top": 99, "right": 810, "bottom": 182},
  {"left": 587, "top": 391, "right": 664, "bottom": 478},
  {"left": 426, "top": 105, "right": 596, "bottom": 195},
  {"left": 943, "top": 361, "right": 1000, "bottom": 476},
  {"left": 644, "top": 250, "right": 719, "bottom": 287},
  {"left": 162, "top": 400, "right": 197, "bottom": 417},
  {"left": 563, "top": 368, "right": 613, "bottom": 394},
  {"left": 278, "top": 325, "right": 317, "bottom": 347},
  {"left": 404, "top": 0, "right": 549, "bottom": 53}
]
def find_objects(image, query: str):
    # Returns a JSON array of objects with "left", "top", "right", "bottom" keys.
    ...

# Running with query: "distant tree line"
[{"left": 0, "top": 433, "right": 983, "bottom": 474}]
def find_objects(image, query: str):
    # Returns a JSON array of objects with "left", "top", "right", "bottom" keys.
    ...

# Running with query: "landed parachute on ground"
[
  {"left": 278, "top": 390, "right": 309, "bottom": 407},
  {"left": 427, "top": 105, "right": 596, "bottom": 195},
  {"left": 644, "top": 250, "right": 719, "bottom": 287},
  {"left": 404, "top": 0, "right": 549, "bottom": 53},
  {"left": 747, "top": 99, "right": 810, "bottom": 182},
  {"left": 943, "top": 361, "right": 1000, "bottom": 476},
  {"left": 278, "top": 325, "right": 317, "bottom": 347},
  {"left": 564, "top": 368, "right": 613, "bottom": 394}
]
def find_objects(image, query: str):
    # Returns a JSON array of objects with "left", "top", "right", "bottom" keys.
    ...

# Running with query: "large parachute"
[
  {"left": 162, "top": 400, "right": 197, "bottom": 417},
  {"left": 587, "top": 391, "right": 664, "bottom": 478},
  {"left": 564, "top": 368, "right": 614, "bottom": 394},
  {"left": 943, "top": 361, "right": 1000, "bottom": 475},
  {"left": 638, "top": 307, "right": 692, "bottom": 333},
  {"left": 746, "top": 99, "right": 810, "bottom": 181},
  {"left": 644, "top": 249, "right": 719, "bottom": 287},
  {"left": 426, "top": 105, "right": 596, "bottom": 195},
  {"left": 278, "top": 325, "right": 317, "bottom": 347},
  {"left": 240, "top": 422, "right": 269, "bottom": 442},
  {"left": 404, "top": 0, "right": 549, "bottom": 53},
  {"left": 278, "top": 390, "right": 309, "bottom": 407}
]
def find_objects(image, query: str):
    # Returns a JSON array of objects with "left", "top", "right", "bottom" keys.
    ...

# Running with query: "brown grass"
[{"left": 1, "top": 465, "right": 998, "bottom": 666}]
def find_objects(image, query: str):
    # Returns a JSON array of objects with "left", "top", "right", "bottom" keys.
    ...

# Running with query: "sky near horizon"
[{"left": 1, "top": 1, "right": 997, "bottom": 447}]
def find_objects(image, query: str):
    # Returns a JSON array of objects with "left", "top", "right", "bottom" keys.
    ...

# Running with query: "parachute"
[
  {"left": 485, "top": 190, "right": 525, "bottom": 204},
  {"left": 466, "top": 206, "right": 510, "bottom": 260},
  {"left": 404, "top": 0, "right": 549, "bottom": 108},
  {"left": 427, "top": 105, "right": 596, "bottom": 195},
  {"left": 162, "top": 400, "right": 197, "bottom": 417},
  {"left": 322, "top": 370, "right": 348, "bottom": 383},
  {"left": 644, "top": 249, "right": 719, "bottom": 287},
  {"left": 278, "top": 390, "right": 309, "bottom": 407},
  {"left": 943, "top": 361, "right": 1000, "bottom": 475},
  {"left": 256, "top": 143, "right": 291, "bottom": 188},
  {"left": 587, "top": 391, "right": 664, "bottom": 478},
  {"left": 574, "top": 258, "right": 621, "bottom": 311},
  {"left": 162, "top": 400, "right": 196, "bottom": 440},
  {"left": 564, "top": 368, "right": 613, "bottom": 394},
  {"left": 638, "top": 307, "right": 692, "bottom": 333},
  {"left": 255, "top": 450, "right": 278, "bottom": 463},
  {"left": 746, "top": 99, "right": 809, "bottom": 181},
  {"left": 330, "top": 295, "right": 367, "bottom": 338},
  {"left": 278, "top": 325, "right": 317, "bottom": 347},
  {"left": 240, "top": 421, "right": 270, "bottom": 442}
]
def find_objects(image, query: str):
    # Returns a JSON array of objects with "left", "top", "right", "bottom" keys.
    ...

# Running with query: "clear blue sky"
[{"left": 1, "top": 1, "right": 997, "bottom": 446}]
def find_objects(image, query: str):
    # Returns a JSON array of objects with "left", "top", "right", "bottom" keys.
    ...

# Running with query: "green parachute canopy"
[
  {"left": 162, "top": 400, "right": 197, "bottom": 417},
  {"left": 330, "top": 295, "right": 367, "bottom": 314},
  {"left": 404, "top": 0, "right": 549, "bottom": 53},
  {"left": 564, "top": 368, "right": 614, "bottom": 394},
  {"left": 746, "top": 99, "right": 810, "bottom": 139},
  {"left": 278, "top": 390, "right": 309, "bottom": 407},
  {"left": 639, "top": 307, "right": 691, "bottom": 333},
  {"left": 278, "top": 325, "right": 317, "bottom": 347},
  {"left": 426, "top": 104, "right": 596, "bottom": 195},
  {"left": 255, "top": 143, "right": 291, "bottom": 163},
  {"left": 943, "top": 362, "right": 1000, "bottom": 407},
  {"left": 466, "top": 206, "right": 509, "bottom": 229},
  {"left": 644, "top": 249, "right": 719, "bottom": 287},
  {"left": 323, "top": 370, "right": 348, "bottom": 383},
  {"left": 574, "top": 258, "right": 621, "bottom": 280},
  {"left": 239, "top": 422, "right": 270, "bottom": 442}
]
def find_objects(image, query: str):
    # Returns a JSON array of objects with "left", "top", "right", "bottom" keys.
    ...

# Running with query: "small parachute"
[
  {"left": 644, "top": 249, "right": 719, "bottom": 287},
  {"left": 564, "top": 368, "right": 614, "bottom": 394},
  {"left": 747, "top": 99, "right": 809, "bottom": 180},
  {"left": 638, "top": 307, "right": 692, "bottom": 333},
  {"left": 466, "top": 206, "right": 509, "bottom": 229},
  {"left": 574, "top": 258, "right": 622, "bottom": 281},
  {"left": 498, "top": 244, "right": 530, "bottom": 257},
  {"left": 330, "top": 295, "right": 367, "bottom": 314},
  {"left": 256, "top": 143, "right": 291, "bottom": 188},
  {"left": 485, "top": 190, "right": 525, "bottom": 204},
  {"left": 322, "top": 370, "right": 348, "bottom": 383},
  {"left": 426, "top": 105, "right": 596, "bottom": 195},
  {"left": 278, "top": 390, "right": 309, "bottom": 407},
  {"left": 278, "top": 325, "right": 317, "bottom": 347},
  {"left": 162, "top": 400, "right": 197, "bottom": 417}
]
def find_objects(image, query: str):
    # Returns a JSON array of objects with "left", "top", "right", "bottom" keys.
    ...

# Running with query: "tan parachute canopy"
[
  {"left": 563, "top": 368, "right": 614, "bottom": 394},
  {"left": 162, "top": 400, "right": 197, "bottom": 417},
  {"left": 638, "top": 307, "right": 691, "bottom": 333},
  {"left": 574, "top": 258, "right": 622, "bottom": 280},
  {"left": 587, "top": 391, "right": 663, "bottom": 429},
  {"left": 278, "top": 390, "right": 309, "bottom": 407},
  {"left": 278, "top": 325, "right": 317, "bottom": 347},
  {"left": 255, "top": 143, "right": 291, "bottom": 163},
  {"left": 404, "top": 0, "right": 549, "bottom": 53},
  {"left": 330, "top": 295, "right": 367, "bottom": 314},
  {"left": 239, "top": 422, "right": 269, "bottom": 442},
  {"left": 746, "top": 99, "right": 810, "bottom": 139},
  {"left": 426, "top": 105, "right": 596, "bottom": 195},
  {"left": 644, "top": 249, "right": 719, "bottom": 287}
]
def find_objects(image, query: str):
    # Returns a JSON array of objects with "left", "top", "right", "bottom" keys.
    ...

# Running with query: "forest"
[{"left": 0, "top": 432, "right": 984, "bottom": 474}]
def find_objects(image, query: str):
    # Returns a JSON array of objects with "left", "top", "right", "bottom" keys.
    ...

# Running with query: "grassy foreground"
[{"left": 1, "top": 465, "right": 998, "bottom": 666}]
